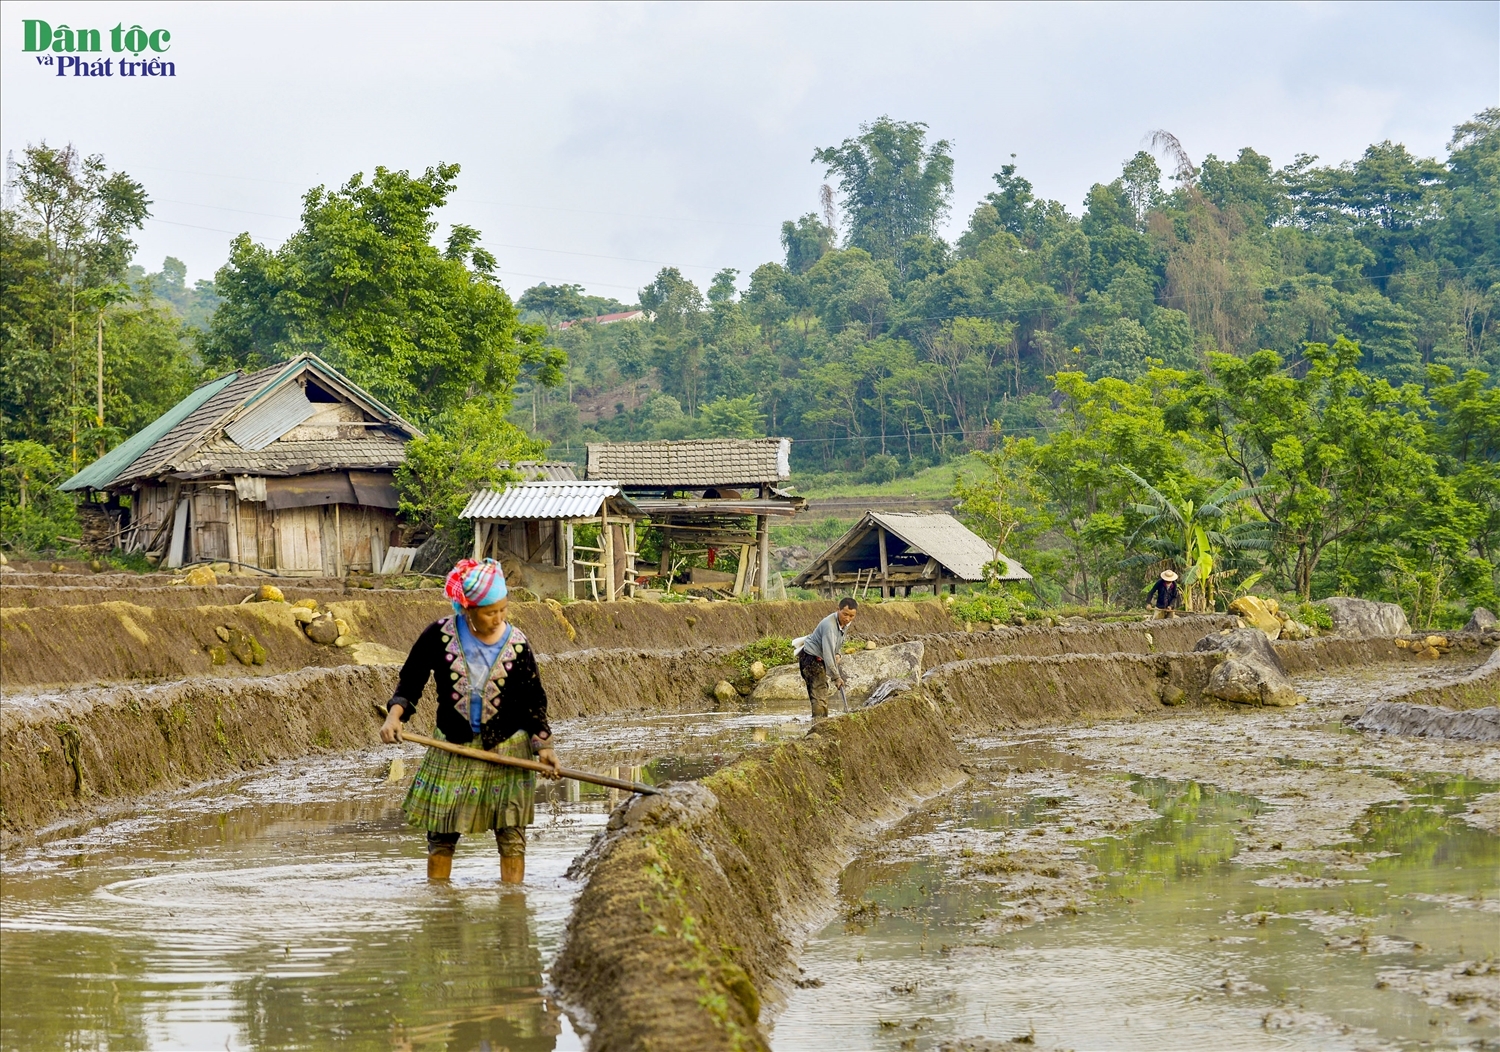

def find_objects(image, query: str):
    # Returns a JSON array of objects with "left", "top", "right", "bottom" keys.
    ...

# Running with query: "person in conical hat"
[
  {"left": 379, "top": 558, "right": 561, "bottom": 883},
  {"left": 1148, "top": 569, "right": 1181, "bottom": 620}
]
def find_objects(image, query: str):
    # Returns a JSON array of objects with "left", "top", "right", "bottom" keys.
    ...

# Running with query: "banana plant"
[{"left": 1117, "top": 466, "right": 1272, "bottom": 612}]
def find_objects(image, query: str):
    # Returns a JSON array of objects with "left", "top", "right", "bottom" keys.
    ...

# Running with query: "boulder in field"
[
  {"left": 751, "top": 641, "right": 924, "bottom": 706},
  {"left": 1195, "top": 628, "right": 1302, "bottom": 707},
  {"left": 1227, "top": 596, "right": 1283, "bottom": 639},
  {"left": 1314, "top": 597, "right": 1410, "bottom": 639},
  {"left": 1463, "top": 607, "right": 1497, "bottom": 633},
  {"left": 304, "top": 614, "right": 340, "bottom": 645}
]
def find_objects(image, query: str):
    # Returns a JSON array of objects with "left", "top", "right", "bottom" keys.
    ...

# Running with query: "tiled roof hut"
[{"left": 584, "top": 439, "right": 805, "bottom": 596}]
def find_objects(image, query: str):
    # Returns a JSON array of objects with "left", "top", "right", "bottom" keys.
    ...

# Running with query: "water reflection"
[
  {"left": 1, "top": 754, "right": 589, "bottom": 1052},
  {"left": 3, "top": 705, "right": 810, "bottom": 1051},
  {"left": 776, "top": 765, "right": 1500, "bottom": 1051}
]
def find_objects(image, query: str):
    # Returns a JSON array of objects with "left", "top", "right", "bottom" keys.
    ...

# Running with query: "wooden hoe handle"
[{"left": 396, "top": 730, "right": 660, "bottom": 796}]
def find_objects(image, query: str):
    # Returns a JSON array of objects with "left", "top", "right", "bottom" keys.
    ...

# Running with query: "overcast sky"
[{"left": 3, "top": 1, "right": 1495, "bottom": 301}]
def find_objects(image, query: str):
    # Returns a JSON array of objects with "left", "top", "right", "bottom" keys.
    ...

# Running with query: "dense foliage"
[
  {"left": 0, "top": 144, "right": 201, "bottom": 547},
  {"left": 517, "top": 111, "right": 1500, "bottom": 622},
  {"left": 3, "top": 113, "right": 1495, "bottom": 626}
]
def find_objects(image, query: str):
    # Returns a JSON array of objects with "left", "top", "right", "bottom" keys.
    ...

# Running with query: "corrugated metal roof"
[
  {"left": 460, "top": 481, "right": 639, "bottom": 520},
  {"left": 224, "top": 380, "right": 317, "bottom": 450},
  {"left": 109, "top": 355, "right": 422, "bottom": 487},
  {"left": 60, "top": 373, "right": 238, "bottom": 491},
  {"left": 870, "top": 512, "right": 1031, "bottom": 581},
  {"left": 585, "top": 439, "right": 791, "bottom": 487},
  {"left": 114, "top": 364, "right": 286, "bottom": 484}
]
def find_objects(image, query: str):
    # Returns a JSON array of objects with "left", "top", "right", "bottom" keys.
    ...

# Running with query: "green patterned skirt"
[{"left": 401, "top": 730, "right": 536, "bottom": 834}]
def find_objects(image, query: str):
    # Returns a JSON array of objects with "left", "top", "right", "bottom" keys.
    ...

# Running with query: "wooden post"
[
  {"left": 732, "top": 544, "right": 750, "bottom": 595},
  {"left": 334, "top": 502, "right": 344, "bottom": 578},
  {"left": 166, "top": 497, "right": 190, "bottom": 568},
  {"left": 757, "top": 514, "right": 770, "bottom": 599},
  {"left": 226, "top": 496, "right": 241, "bottom": 568},
  {"left": 601, "top": 508, "right": 615, "bottom": 600},
  {"left": 564, "top": 520, "right": 576, "bottom": 600},
  {"left": 626, "top": 519, "right": 637, "bottom": 597},
  {"left": 473, "top": 520, "right": 484, "bottom": 560},
  {"left": 877, "top": 526, "right": 889, "bottom": 598}
]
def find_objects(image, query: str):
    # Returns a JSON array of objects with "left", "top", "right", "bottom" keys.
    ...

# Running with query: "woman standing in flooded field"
[{"left": 379, "top": 558, "right": 561, "bottom": 883}]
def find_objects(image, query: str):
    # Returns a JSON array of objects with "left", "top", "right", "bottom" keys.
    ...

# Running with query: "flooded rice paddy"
[
  {"left": 774, "top": 666, "right": 1499, "bottom": 1052},
  {"left": 3, "top": 663, "right": 1497, "bottom": 1051},
  {"left": 0, "top": 709, "right": 807, "bottom": 1052}
]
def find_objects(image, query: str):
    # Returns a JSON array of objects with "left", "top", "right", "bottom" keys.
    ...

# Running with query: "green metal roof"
[{"left": 59, "top": 372, "right": 240, "bottom": 492}]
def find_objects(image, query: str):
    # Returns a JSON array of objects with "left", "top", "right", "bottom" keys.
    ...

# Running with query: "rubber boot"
[
  {"left": 500, "top": 856, "right": 525, "bottom": 884},
  {"left": 810, "top": 698, "right": 829, "bottom": 719},
  {"left": 427, "top": 852, "right": 453, "bottom": 881}
]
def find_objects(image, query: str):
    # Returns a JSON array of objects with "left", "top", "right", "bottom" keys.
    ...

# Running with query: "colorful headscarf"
[{"left": 445, "top": 558, "right": 508, "bottom": 614}]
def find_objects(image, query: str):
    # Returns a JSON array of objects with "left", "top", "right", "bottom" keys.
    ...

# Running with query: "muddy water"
[
  {"left": 774, "top": 667, "right": 1500, "bottom": 1052},
  {"left": 0, "top": 708, "right": 808, "bottom": 1052}
]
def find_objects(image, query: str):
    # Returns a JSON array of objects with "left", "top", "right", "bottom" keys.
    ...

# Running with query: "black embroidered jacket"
[{"left": 389, "top": 616, "right": 553, "bottom": 750}]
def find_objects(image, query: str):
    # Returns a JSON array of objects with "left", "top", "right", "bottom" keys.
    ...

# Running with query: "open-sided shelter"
[
  {"left": 61, "top": 354, "right": 421, "bottom": 576},
  {"left": 460, "top": 481, "right": 643, "bottom": 601},
  {"left": 793, "top": 512, "right": 1032, "bottom": 597},
  {"left": 584, "top": 439, "right": 805, "bottom": 596}
]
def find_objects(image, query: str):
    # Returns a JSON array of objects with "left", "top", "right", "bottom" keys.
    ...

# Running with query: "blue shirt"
[{"left": 455, "top": 617, "right": 509, "bottom": 732}]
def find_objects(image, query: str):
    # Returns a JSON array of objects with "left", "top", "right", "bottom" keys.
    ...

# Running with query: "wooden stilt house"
[
  {"left": 61, "top": 355, "right": 421, "bottom": 576},
  {"left": 584, "top": 439, "right": 805, "bottom": 596}
]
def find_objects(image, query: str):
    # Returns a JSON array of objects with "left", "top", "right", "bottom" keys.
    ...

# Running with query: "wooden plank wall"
[
  {"left": 189, "top": 486, "right": 234, "bottom": 562},
  {"left": 126, "top": 483, "right": 176, "bottom": 551},
  {"left": 274, "top": 506, "right": 324, "bottom": 574},
  {"left": 126, "top": 483, "right": 398, "bottom": 575}
]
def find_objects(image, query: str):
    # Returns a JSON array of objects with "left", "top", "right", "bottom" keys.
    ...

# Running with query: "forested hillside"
[
  {"left": 514, "top": 113, "right": 1500, "bottom": 620},
  {"left": 2, "top": 113, "right": 1496, "bottom": 623}
]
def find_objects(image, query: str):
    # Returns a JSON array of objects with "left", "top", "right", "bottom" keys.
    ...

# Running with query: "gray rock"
[
  {"left": 304, "top": 614, "right": 340, "bottom": 645},
  {"left": 1463, "top": 607, "right": 1497, "bottom": 633},
  {"left": 1353, "top": 703, "right": 1500, "bottom": 741},
  {"left": 752, "top": 640, "right": 924, "bottom": 705},
  {"left": 1314, "top": 597, "right": 1411, "bottom": 639},
  {"left": 1193, "top": 627, "right": 1289, "bottom": 673},
  {"left": 1195, "top": 628, "right": 1301, "bottom": 707}
]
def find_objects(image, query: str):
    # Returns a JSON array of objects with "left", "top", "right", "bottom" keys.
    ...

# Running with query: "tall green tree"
[
  {"left": 202, "top": 163, "right": 560, "bottom": 425},
  {"left": 0, "top": 143, "right": 155, "bottom": 468},
  {"left": 1185, "top": 338, "right": 1436, "bottom": 598},
  {"left": 814, "top": 117, "right": 954, "bottom": 276}
]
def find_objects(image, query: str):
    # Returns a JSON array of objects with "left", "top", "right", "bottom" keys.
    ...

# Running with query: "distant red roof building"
[{"left": 558, "top": 310, "right": 647, "bottom": 330}]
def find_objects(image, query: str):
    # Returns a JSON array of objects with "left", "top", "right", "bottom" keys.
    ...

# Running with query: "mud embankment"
[
  {"left": 868, "top": 614, "right": 1234, "bottom": 665},
  {"left": 547, "top": 632, "right": 1496, "bottom": 1050},
  {"left": 9, "top": 610, "right": 1485, "bottom": 840},
  {"left": 0, "top": 574, "right": 376, "bottom": 609},
  {"left": 0, "top": 596, "right": 450, "bottom": 688},
  {"left": 552, "top": 690, "right": 963, "bottom": 1052},
  {"left": 921, "top": 651, "right": 1221, "bottom": 731},
  {"left": 1, "top": 595, "right": 963, "bottom": 690},
  {"left": 1352, "top": 649, "right": 1500, "bottom": 741},
  {"left": 0, "top": 665, "right": 421, "bottom": 838}
]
